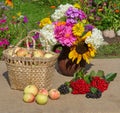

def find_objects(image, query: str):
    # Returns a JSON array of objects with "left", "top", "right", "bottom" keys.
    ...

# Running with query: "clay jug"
[{"left": 53, "top": 45, "right": 86, "bottom": 76}]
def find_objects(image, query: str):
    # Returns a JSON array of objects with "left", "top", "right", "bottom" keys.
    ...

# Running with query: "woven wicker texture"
[{"left": 3, "top": 30, "right": 58, "bottom": 90}]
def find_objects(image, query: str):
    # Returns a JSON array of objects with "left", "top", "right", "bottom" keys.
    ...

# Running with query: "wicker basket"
[{"left": 3, "top": 30, "right": 58, "bottom": 90}]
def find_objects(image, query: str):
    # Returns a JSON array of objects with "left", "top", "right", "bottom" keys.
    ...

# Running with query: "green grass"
[
  {"left": 5, "top": 0, "right": 55, "bottom": 30},
  {"left": 5, "top": 0, "right": 74, "bottom": 30},
  {"left": 96, "top": 43, "right": 120, "bottom": 58}
]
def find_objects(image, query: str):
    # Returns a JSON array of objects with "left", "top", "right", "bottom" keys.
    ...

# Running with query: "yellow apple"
[
  {"left": 35, "top": 94, "right": 48, "bottom": 105},
  {"left": 33, "top": 50, "right": 44, "bottom": 57},
  {"left": 24, "top": 85, "right": 38, "bottom": 96},
  {"left": 44, "top": 53, "right": 53, "bottom": 58},
  {"left": 23, "top": 93, "right": 35, "bottom": 103}
]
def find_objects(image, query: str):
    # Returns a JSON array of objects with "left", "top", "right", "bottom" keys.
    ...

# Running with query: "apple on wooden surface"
[
  {"left": 48, "top": 89, "right": 60, "bottom": 100},
  {"left": 23, "top": 93, "right": 35, "bottom": 103},
  {"left": 35, "top": 94, "right": 48, "bottom": 105},
  {"left": 38, "top": 88, "right": 48, "bottom": 96},
  {"left": 24, "top": 85, "right": 38, "bottom": 96}
]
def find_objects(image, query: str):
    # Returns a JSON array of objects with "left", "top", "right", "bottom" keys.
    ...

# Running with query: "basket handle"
[{"left": 15, "top": 30, "right": 39, "bottom": 50}]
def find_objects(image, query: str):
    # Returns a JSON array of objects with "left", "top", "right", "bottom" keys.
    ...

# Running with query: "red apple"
[
  {"left": 38, "top": 88, "right": 48, "bottom": 96},
  {"left": 35, "top": 94, "right": 48, "bottom": 105},
  {"left": 23, "top": 93, "right": 35, "bottom": 103},
  {"left": 16, "top": 48, "right": 28, "bottom": 57},
  {"left": 48, "top": 89, "right": 60, "bottom": 100},
  {"left": 24, "top": 85, "right": 38, "bottom": 96}
]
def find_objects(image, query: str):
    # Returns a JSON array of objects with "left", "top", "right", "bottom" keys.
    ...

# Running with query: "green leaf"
[
  {"left": 105, "top": 73, "right": 117, "bottom": 82},
  {"left": 89, "top": 70, "right": 96, "bottom": 77},
  {"left": 90, "top": 87, "right": 98, "bottom": 94},
  {"left": 65, "top": 81, "right": 70, "bottom": 86},
  {"left": 84, "top": 74, "right": 91, "bottom": 84},
  {"left": 73, "top": 69, "right": 85, "bottom": 80},
  {"left": 96, "top": 70, "right": 105, "bottom": 78}
]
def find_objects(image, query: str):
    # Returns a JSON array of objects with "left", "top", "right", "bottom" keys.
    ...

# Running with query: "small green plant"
[
  {"left": 78, "top": 0, "right": 120, "bottom": 31},
  {"left": 96, "top": 43, "right": 120, "bottom": 58}
]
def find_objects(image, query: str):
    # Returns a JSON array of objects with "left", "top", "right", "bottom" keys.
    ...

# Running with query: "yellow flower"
[
  {"left": 81, "top": 19, "right": 87, "bottom": 24},
  {"left": 74, "top": 3, "right": 81, "bottom": 9},
  {"left": 39, "top": 18, "right": 52, "bottom": 28},
  {"left": 12, "top": 16, "right": 16, "bottom": 19},
  {"left": 68, "top": 38, "right": 96, "bottom": 64},
  {"left": 72, "top": 22, "right": 84, "bottom": 37},
  {"left": 17, "top": 12, "right": 22, "bottom": 17},
  {"left": 5, "top": 0, "right": 13, "bottom": 8}
]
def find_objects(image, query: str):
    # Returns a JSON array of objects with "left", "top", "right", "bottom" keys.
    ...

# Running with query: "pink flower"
[
  {"left": 0, "top": 38, "right": 9, "bottom": 47},
  {"left": 0, "top": 19, "right": 6, "bottom": 24},
  {"left": 0, "top": 26, "right": 8, "bottom": 31},
  {"left": 54, "top": 24, "right": 76, "bottom": 47}
]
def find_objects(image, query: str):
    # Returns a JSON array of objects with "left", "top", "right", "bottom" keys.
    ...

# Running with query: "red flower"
[
  {"left": 70, "top": 79, "right": 90, "bottom": 94},
  {"left": 91, "top": 76, "right": 109, "bottom": 92}
]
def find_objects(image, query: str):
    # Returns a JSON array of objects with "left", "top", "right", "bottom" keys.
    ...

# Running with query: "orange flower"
[
  {"left": 5, "top": 0, "right": 13, "bottom": 8},
  {"left": 115, "top": 9, "right": 119, "bottom": 13},
  {"left": 98, "top": 8, "right": 103, "bottom": 12},
  {"left": 55, "top": 21, "right": 66, "bottom": 26},
  {"left": 12, "top": 16, "right": 16, "bottom": 19},
  {"left": 50, "top": 6, "right": 56, "bottom": 9}
]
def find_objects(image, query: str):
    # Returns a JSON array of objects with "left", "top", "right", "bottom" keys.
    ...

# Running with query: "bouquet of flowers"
[
  {"left": 58, "top": 69, "right": 117, "bottom": 99},
  {"left": 39, "top": 3, "right": 104, "bottom": 65}
]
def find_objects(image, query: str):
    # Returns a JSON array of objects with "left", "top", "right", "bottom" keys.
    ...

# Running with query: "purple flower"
[
  {"left": 66, "top": 18, "right": 77, "bottom": 25},
  {"left": 66, "top": 7, "right": 79, "bottom": 18},
  {"left": 78, "top": 10, "right": 87, "bottom": 20},
  {"left": 85, "top": 24, "right": 94, "bottom": 32},
  {"left": 32, "top": 32, "right": 40, "bottom": 40},
  {"left": 66, "top": 7, "right": 87, "bottom": 21},
  {"left": 90, "top": 8, "right": 96, "bottom": 13},
  {"left": 23, "top": 16, "right": 28, "bottom": 23}
]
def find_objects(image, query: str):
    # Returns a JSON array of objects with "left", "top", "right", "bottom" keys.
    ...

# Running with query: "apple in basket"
[
  {"left": 16, "top": 48, "right": 28, "bottom": 57},
  {"left": 35, "top": 94, "right": 48, "bottom": 105},
  {"left": 24, "top": 85, "right": 38, "bottom": 96},
  {"left": 44, "top": 53, "right": 53, "bottom": 58},
  {"left": 25, "top": 53, "right": 32, "bottom": 58},
  {"left": 8, "top": 49, "right": 14, "bottom": 56},
  {"left": 48, "top": 89, "right": 60, "bottom": 100},
  {"left": 33, "top": 50, "right": 45, "bottom": 57},
  {"left": 38, "top": 88, "right": 49, "bottom": 96},
  {"left": 23, "top": 93, "right": 35, "bottom": 103}
]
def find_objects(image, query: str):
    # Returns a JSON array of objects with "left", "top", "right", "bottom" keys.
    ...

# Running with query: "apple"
[
  {"left": 16, "top": 48, "right": 28, "bottom": 57},
  {"left": 14, "top": 47, "right": 21, "bottom": 53},
  {"left": 35, "top": 94, "right": 48, "bottom": 105},
  {"left": 25, "top": 53, "right": 32, "bottom": 58},
  {"left": 23, "top": 93, "right": 35, "bottom": 103},
  {"left": 38, "top": 88, "right": 48, "bottom": 96},
  {"left": 24, "top": 85, "right": 38, "bottom": 96},
  {"left": 48, "top": 89, "right": 60, "bottom": 100},
  {"left": 33, "top": 50, "right": 44, "bottom": 57},
  {"left": 44, "top": 53, "right": 53, "bottom": 58}
]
